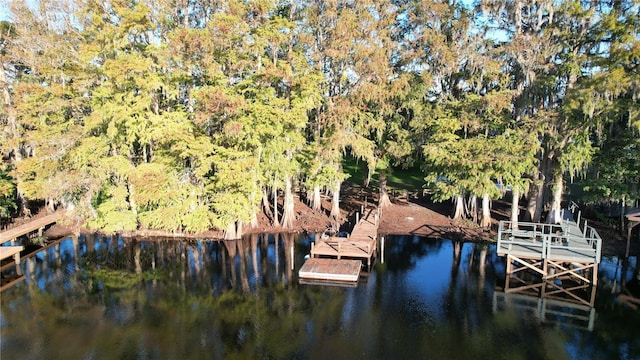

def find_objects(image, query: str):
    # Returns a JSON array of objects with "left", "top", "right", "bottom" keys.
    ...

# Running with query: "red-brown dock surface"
[
  {"left": 299, "top": 206, "right": 379, "bottom": 284},
  {"left": 310, "top": 237, "right": 376, "bottom": 260},
  {"left": 298, "top": 258, "right": 362, "bottom": 282}
]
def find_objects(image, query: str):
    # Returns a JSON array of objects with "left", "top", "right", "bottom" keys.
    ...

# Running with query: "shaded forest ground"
[{"left": 6, "top": 183, "right": 638, "bottom": 258}]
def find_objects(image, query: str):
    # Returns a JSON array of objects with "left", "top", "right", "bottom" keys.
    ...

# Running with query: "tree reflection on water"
[{"left": 1, "top": 234, "right": 638, "bottom": 359}]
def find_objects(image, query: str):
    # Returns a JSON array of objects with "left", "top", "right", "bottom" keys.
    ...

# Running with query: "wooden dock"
[
  {"left": 299, "top": 258, "right": 362, "bottom": 282},
  {"left": 310, "top": 237, "right": 376, "bottom": 266},
  {"left": 0, "top": 246, "right": 24, "bottom": 264},
  {"left": 0, "top": 211, "right": 64, "bottom": 245},
  {"left": 299, "top": 206, "right": 379, "bottom": 284},
  {"left": 1, "top": 245, "right": 25, "bottom": 290},
  {"left": 0, "top": 211, "right": 63, "bottom": 291},
  {"left": 310, "top": 207, "right": 378, "bottom": 267},
  {"left": 497, "top": 206, "right": 602, "bottom": 287}
]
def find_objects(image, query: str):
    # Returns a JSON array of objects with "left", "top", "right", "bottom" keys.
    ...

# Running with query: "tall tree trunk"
[
  {"left": 281, "top": 176, "right": 295, "bottom": 229},
  {"left": 480, "top": 193, "right": 491, "bottom": 228},
  {"left": 525, "top": 168, "right": 545, "bottom": 222},
  {"left": 311, "top": 185, "right": 322, "bottom": 212},
  {"left": 236, "top": 221, "right": 243, "bottom": 239},
  {"left": 224, "top": 222, "right": 238, "bottom": 240},
  {"left": 453, "top": 193, "right": 465, "bottom": 220},
  {"left": 249, "top": 211, "right": 259, "bottom": 229},
  {"left": 273, "top": 186, "right": 279, "bottom": 226},
  {"left": 330, "top": 180, "right": 341, "bottom": 220},
  {"left": 468, "top": 194, "right": 478, "bottom": 224},
  {"left": 510, "top": 188, "right": 521, "bottom": 229},
  {"left": 127, "top": 182, "right": 137, "bottom": 217},
  {"left": 262, "top": 187, "right": 273, "bottom": 219},
  {"left": 548, "top": 170, "right": 564, "bottom": 224},
  {"left": 378, "top": 170, "right": 391, "bottom": 208},
  {"left": 16, "top": 188, "right": 31, "bottom": 217}
]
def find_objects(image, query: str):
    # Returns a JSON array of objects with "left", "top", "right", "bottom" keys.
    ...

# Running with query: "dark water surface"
[{"left": 1, "top": 234, "right": 639, "bottom": 359}]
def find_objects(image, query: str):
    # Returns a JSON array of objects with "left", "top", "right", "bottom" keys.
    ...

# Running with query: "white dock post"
[
  {"left": 381, "top": 236, "right": 385, "bottom": 264},
  {"left": 583, "top": 220, "right": 588, "bottom": 237}
]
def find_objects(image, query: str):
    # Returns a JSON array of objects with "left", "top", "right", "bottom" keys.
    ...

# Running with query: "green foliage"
[
  {"left": 86, "top": 184, "right": 138, "bottom": 232},
  {"left": 208, "top": 148, "right": 260, "bottom": 228},
  {"left": 581, "top": 132, "right": 640, "bottom": 204},
  {"left": 418, "top": 86, "right": 532, "bottom": 204},
  {"left": 3, "top": 0, "right": 638, "bottom": 233},
  {"left": 0, "top": 167, "right": 17, "bottom": 218},
  {"left": 126, "top": 159, "right": 218, "bottom": 234},
  {"left": 343, "top": 155, "right": 424, "bottom": 191}
]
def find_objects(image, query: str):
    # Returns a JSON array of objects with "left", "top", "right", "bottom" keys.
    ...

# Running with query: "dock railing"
[
  {"left": 561, "top": 206, "right": 603, "bottom": 263},
  {"left": 498, "top": 219, "right": 601, "bottom": 263}
]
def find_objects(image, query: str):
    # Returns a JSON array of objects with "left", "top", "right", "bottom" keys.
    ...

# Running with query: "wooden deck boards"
[
  {"left": 0, "top": 246, "right": 24, "bottom": 262},
  {"left": 497, "top": 212, "right": 601, "bottom": 287},
  {"left": 0, "top": 211, "right": 63, "bottom": 244},
  {"left": 349, "top": 211, "right": 378, "bottom": 241},
  {"left": 497, "top": 219, "right": 601, "bottom": 264},
  {"left": 497, "top": 237, "right": 598, "bottom": 263},
  {"left": 311, "top": 237, "right": 376, "bottom": 259},
  {"left": 300, "top": 206, "right": 379, "bottom": 286},
  {"left": 299, "top": 258, "right": 361, "bottom": 282},
  {"left": 310, "top": 206, "right": 378, "bottom": 261}
]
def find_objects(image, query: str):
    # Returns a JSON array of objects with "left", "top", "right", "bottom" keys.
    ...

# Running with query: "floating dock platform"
[{"left": 298, "top": 258, "right": 362, "bottom": 282}]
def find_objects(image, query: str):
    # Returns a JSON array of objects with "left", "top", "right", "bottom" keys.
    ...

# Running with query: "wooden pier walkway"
[
  {"left": 497, "top": 206, "right": 602, "bottom": 288},
  {"left": 299, "top": 258, "right": 361, "bottom": 282},
  {"left": 1, "top": 211, "right": 63, "bottom": 290},
  {"left": 299, "top": 206, "right": 379, "bottom": 284},
  {"left": 0, "top": 211, "right": 64, "bottom": 245},
  {"left": 0, "top": 246, "right": 24, "bottom": 268}
]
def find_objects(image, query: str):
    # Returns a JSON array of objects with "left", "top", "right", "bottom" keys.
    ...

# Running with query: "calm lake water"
[{"left": 1, "top": 233, "right": 639, "bottom": 360}]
